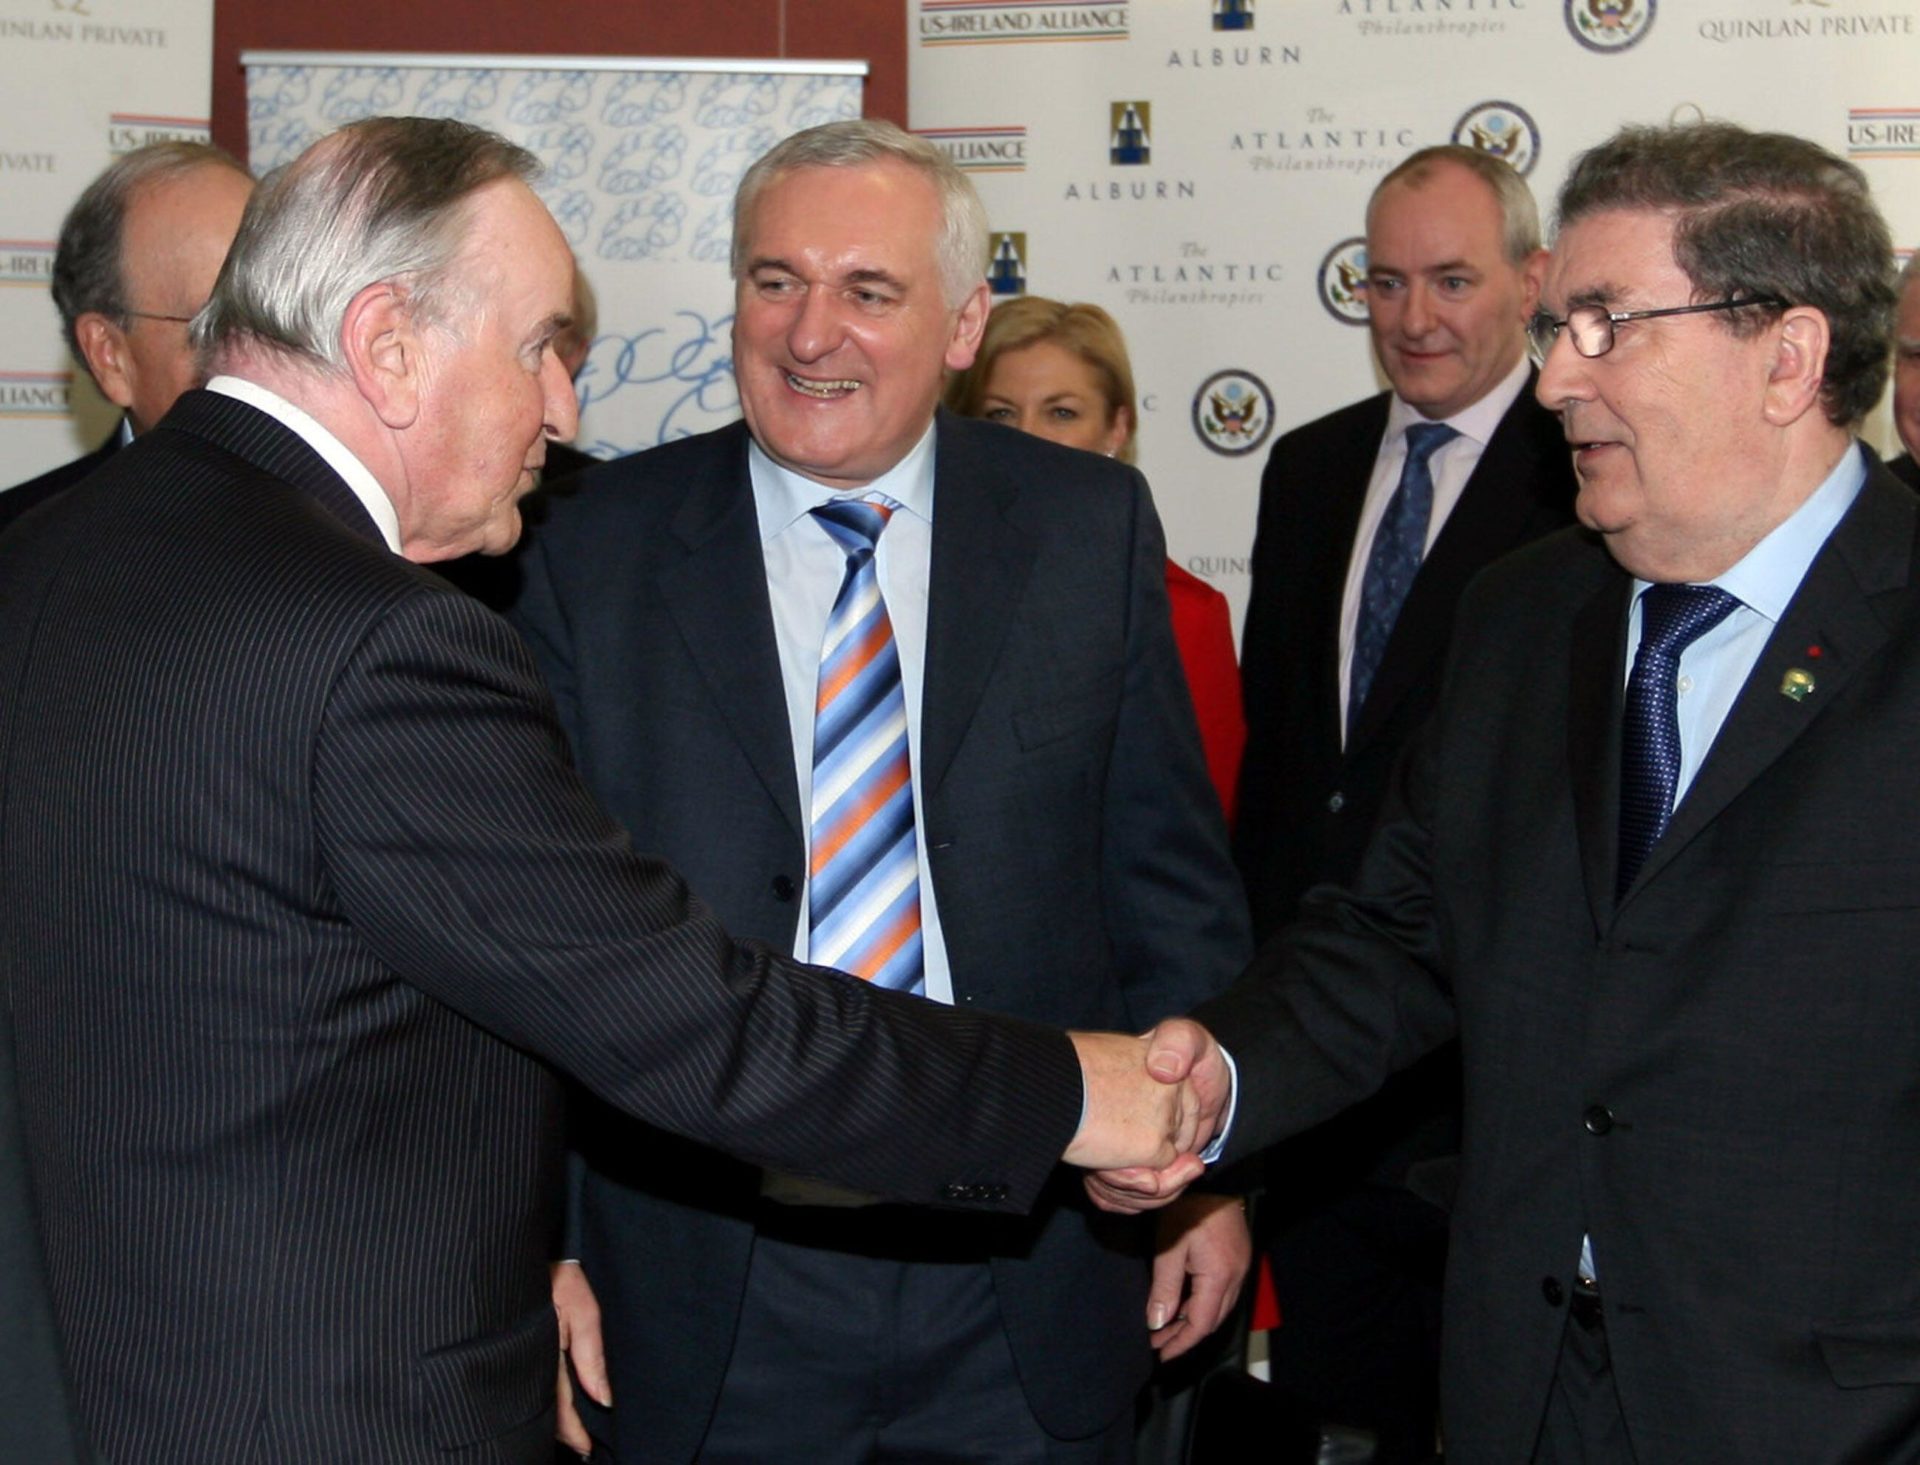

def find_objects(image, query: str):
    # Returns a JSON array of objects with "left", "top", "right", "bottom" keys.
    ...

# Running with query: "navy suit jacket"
[
  {"left": 0, "top": 392, "right": 1082, "bottom": 1464},
  {"left": 508, "top": 411, "right": 1251, "bottom": 1458},
  {"left": 1205, "top": 458, "right": 1920, "bottom": 1461}
]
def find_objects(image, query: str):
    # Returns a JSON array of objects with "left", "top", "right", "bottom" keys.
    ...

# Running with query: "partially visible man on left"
[
  {"left": 0, "top": 141, "right": 252, "bottom": 532},
  {"left": 1886, "top": 249, "right": 1920, "bottom": 490},
  {"left": 0, "top": 116, "right": 1215, "bottom": 1465}
]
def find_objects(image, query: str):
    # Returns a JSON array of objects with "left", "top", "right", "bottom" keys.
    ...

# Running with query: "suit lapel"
[
  {"left": 1568, "top": 570, "right": 1633, "bottom": 928},
  {"left": 921, "top": 413, "right": 1037, "bottom": 797},
  {"left": 1310, "top": 398, "right": 1389, "bottom": 757},
  {"left": 1631, "top": 467, "right": 1915, "bottom": 894},
  {"left": 657, "top": 427, "right": 805, "bottom": 839}
]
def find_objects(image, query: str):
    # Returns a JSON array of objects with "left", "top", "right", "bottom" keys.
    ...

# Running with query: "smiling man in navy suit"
[{"left": 510, "top": 120, "right": 1252, "bottom": 1464}]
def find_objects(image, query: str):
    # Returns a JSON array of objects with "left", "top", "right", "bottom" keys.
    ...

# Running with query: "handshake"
[{"left": 1064, "top": 1018, "right": 1231, "bottom": 1215}]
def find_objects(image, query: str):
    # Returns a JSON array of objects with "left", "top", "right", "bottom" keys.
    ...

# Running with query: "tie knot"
[
  {"left": 812, "top": 496, "right": 898, "bottom": 555},
  {"left": 1638, "top": 583, "right": 1740, "bottom": 657},
  {"left": 1403, "top": 421, "right": 1458, "bottom": 469}
]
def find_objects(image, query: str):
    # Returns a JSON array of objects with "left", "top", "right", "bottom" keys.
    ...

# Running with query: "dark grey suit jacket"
[
  {"left": 0, "top": 429, "right": 118, "bottom": 1464},
  {"left": 0, "top": 391, "right": 1082, "bottom": 1465},
  {"left": 1234, "top": 379, "right": 1576, "bottom": 941},
  {"left": 1203, "top": 456, "right": 1920, "bottom": 1461},
  {"left": 0, "top": 1004, "right": 86, "bottom": 1462},
  {"left": 1232, "top": 380, "right": 1574, "bottom": 1197},
  {"left": 0, "top": 432, "right": 119, "bottom": 539},
  {"left": 508, "top": 412, "right": 1250, "bottom": 1459}
]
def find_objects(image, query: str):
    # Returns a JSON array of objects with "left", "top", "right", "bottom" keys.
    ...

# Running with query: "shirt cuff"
[{"left": 1198, "top": 1044, "right": 1238, "bottom": 1165}]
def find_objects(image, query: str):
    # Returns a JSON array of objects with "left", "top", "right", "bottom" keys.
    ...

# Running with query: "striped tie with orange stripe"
[{"left": 807, "top": 496, "right": 925, "bottom": 994}]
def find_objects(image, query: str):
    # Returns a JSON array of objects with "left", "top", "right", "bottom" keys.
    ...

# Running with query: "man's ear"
[
  {"left": 1762, "top": 306, "right": 1830, "bottom": 427},
  {"left": 944, "top": 281, "right": 993, "bottom": 372},
  {"left": 342, "top": 283, "right": 423, "bottom": 429},
  {"left": 73, "top": 312, "right": 135, "bottom": 412},
  {"left": 1517, "top": 247, "right": 1549, "bottom": 323}
]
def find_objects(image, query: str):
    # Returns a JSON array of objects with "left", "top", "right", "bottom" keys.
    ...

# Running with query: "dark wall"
[{"left": 210, "top": 0, "right": 906, "bottom": 157}]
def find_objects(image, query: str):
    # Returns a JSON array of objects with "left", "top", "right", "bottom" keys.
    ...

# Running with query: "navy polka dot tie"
[
  {"left": 1351, "top": 421, "right": 1457, "bottom": 738},
  {"left": 1616, "top": 583, "right": 1740, "bottom": 899}
]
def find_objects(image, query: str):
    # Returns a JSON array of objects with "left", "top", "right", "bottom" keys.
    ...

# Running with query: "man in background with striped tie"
[{"left": 508, "top": 120, "right": 1252, "bottom": 1463}]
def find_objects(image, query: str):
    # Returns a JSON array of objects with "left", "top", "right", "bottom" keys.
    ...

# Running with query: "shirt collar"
[
  {"left": 205, "top": 374, "right": 404, "bottom": 554},
  {"left": 1384, "top": 352, "right": 1530, "bottom": 451},
  {"left": 749, "top": 418, "right": 939, "bottom": 543},
  {"left": 1638, "top": 440, "right": 1867, "bottom": 624}
]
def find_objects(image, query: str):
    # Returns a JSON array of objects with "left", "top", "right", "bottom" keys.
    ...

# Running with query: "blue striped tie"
[{"left": 808, "top": 497, "right": 925, "bottom": 994}]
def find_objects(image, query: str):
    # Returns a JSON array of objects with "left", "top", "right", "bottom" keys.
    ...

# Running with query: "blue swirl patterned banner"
[{"left": 243, "top": 54, "right": 864, "bottom": 458}]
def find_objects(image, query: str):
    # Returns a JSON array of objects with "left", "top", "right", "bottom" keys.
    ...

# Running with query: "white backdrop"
[
  {"left": 243, "top": 52, "right": 865, "bottom": 461},
  {"left": 909, "top": 0, "right": 1920, "bottom": 628},
  {"left": 0, "top": 0, "right": 214, "bottom": 483}
]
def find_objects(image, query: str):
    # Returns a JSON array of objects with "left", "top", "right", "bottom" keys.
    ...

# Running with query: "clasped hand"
[{"left": 1063, "top": 1017, "right": 1231, "bottom": 1213}]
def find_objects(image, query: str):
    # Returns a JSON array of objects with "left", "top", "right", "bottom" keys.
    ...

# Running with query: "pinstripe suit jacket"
[{"left": 0, "top": 391, "right": 1081, "bottom": 1464}]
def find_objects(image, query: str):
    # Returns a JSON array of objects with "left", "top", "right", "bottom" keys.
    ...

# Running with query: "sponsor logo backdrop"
[
  {"left": 245, "top": 53, "right": 864, "bottom": 462},
  {"left": 910, "top": 0, "right": 1920, "bottom": 626},
  {"left": 0, "top": 0, "right": 213, "bottom": 483}
]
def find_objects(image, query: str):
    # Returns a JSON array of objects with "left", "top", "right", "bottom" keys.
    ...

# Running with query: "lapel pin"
[{"left": 1780, "top": 668, "right": 1816, "bottom": 702}]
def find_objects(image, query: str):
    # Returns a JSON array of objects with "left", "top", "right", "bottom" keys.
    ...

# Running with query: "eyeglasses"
[
  {"left": 1526, "top": 296, "right": 1788, "bottom": 364},
  {"left": 120, "top": 309, "right": 197, "bottom": 326}
]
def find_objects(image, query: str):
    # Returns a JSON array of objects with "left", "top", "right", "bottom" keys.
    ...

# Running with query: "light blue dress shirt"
[
  {"left": 1582, "top": 441, "right": 1866, "bottom": 1284},
  {"left": 748, "top": 422, "right": 955, "bottom": 1006}
]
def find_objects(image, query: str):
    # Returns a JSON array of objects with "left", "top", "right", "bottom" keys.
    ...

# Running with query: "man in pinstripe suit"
[{"left": 0, "top": 117, "right": 1213, "bottom": 1465}]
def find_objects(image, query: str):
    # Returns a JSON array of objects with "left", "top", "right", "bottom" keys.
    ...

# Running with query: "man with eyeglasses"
[
  {"left": 1102, "top": 121, "right": 1920, "bottom": 1461},
  {"left": 1234, "top": 143, "right": 1575, "bottom": 1462},
  {"left": 1, "top": 142, "right": 253, "bottom": 534}
]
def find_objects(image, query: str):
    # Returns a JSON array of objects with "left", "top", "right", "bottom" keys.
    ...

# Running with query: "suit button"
[
  {"left": 1327, "top": 792, "right": 1345, "bottom": 813},
  {"left": 940, "top": 1183, "right": 966, "bottom": 1201},
  {"left": 1584, "top": 1104, "right": 1614, "bottom": 1136},
  {"left": 1542, "top": 1277, "right": 1565, "bottom": 1308},
  {"left": 771, "top": 875, "right": 796, "bottom": 902}
]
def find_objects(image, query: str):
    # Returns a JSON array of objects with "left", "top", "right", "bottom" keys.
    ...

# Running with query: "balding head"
[{"left": 51, "top": 142, "right": 253, "bottom": 433}]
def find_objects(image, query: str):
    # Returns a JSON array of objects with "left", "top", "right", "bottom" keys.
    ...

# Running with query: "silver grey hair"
[
  {"left": 50, "top": 141, "right": 249, "bottom": 386},
  {"left": 194, "top": 116, "right": 540, "bottom": 373},
  {"left": 1370, "top": 144, "right": 1543, "bottom": 266},
  {"left": 730, "top": 119, "right": 989, "bottom": 307}
]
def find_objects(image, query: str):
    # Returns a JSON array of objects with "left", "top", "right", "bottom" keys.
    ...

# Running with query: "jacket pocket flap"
[
  {"left": 415, "top": 1303, "right": 556, "bottom": 1448},
  {"left": 1012, "top": 670, "right": 1122, "bottom": 751},
  {"left": 1814, "top": 1311, "right": 1920, "bottom": 1387}
]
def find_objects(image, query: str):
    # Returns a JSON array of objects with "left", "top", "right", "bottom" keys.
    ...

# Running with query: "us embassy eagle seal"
[
  {"left": 1317, "top": 237, "right": 1370, "bottom": 326},
  {"left": 1566, "top": 0, "right": 1654, "bottom": 53},
  {"left": 1193, "top": 369, "right": 1274, "bottom": 457},
  {"left": 1452, "top": 101, "right": 1540, "bottom": 177}
]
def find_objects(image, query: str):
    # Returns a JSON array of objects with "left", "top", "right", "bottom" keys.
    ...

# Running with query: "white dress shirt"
[{"left": 206, "top": 375, "right": 403, "bottom": 554}]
